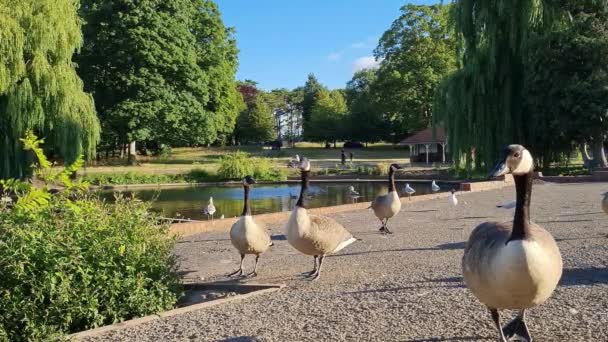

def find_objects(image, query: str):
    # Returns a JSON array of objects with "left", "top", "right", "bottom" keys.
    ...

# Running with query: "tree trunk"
[
  {"left": 579, "top": 143, "right": 592, "bottom": 169},
  {"left": 591, "top": 139, "right": 608, "bottom": 168},
  {"left": 127, "top": 141, "right": 138, "bottom": 166}
]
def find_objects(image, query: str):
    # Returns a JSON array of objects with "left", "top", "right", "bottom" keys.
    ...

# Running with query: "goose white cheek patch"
[{"left": 511, "top": 150, "right": 533, "bottom": 175}]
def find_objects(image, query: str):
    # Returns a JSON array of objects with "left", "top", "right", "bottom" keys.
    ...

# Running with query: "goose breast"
[
  {"left": 371, "top": 191, "right": 401, "bottom": 219},
  {"left": 230, "top": 216, "right": 271, "bottom": 254},
  {"left": 286, "top": 208, "right": 354, "bottom": 255},
  {"left": 462, "top": 222, "right": 562, "bottom": 309}
]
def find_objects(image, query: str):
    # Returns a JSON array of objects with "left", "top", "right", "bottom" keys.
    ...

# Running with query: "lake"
[{"left": 101, "top": 181, "right": 456, "bottom": 221}]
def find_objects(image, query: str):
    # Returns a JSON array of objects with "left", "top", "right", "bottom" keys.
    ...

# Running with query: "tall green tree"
[
  {"left": 0, "top": 0, "right": 100, "bottom": 178},
  {"left": 345, "top": 70, "right": 387, "bottom": 143},
  {"left": 78, "top": 0, "right": 239, "bottom": 162},
  {"left": 435, "top": 0, "right": 560, "bottom": 169},
  {"left": 307, "top": 89, "right": 347, "bottom": 146},
  {"left": 235, "top": 96, "right": 276, "bottom": 143},
  {"left": 302, "top": 73, "right": 326, "bottom": 139},
  {"left": 525, "top": 0, "right": 608, "bottom": 168},
  {"left": 374, "top": 3, "right": 456, "bottom": 140}
]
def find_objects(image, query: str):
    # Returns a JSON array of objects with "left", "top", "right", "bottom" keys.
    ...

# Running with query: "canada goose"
[
  {"left": 286, "top": 158, "right": 357, "bottom": 280},
  {"left": 228, "top": 176, "right": 272, "bottom": 278},
  {"left": 404, "top": 183, "right": 416, "bottom": 200},
  {"left": 449, "top": 189, "right": 458, "bottom": 206},
  {"left": 462, "top": 145, "right": 562, "bottom": 342},
  {"left": 497, "top": 200, "right": 516, "bottom": 209},
  {"left": 203, "top": 197, "right": 216, "bottom": 220},
  {"left": 431, "top": 180, "right": 440, "bottom": 192},
  {"left": 348, "top": 186, "right": 361, "bottom": 203},
  {"left": 371, "top": 164, "right": 403, "bottom": 234}
]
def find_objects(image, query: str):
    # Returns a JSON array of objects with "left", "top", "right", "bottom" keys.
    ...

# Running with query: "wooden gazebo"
[{"left": 399, "top": 127, "right": 448, "bottom": 164}]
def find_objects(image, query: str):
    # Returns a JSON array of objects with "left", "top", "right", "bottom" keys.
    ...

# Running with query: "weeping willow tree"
[
  {"left": 0, "top": 0, "right": 100, "bottom": 179},
  {"left": 435, "top": 0, "right": 560, "bottom": 170}
]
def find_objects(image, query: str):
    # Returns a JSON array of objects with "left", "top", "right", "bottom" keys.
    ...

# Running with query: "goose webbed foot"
[
  {"left": 379, "top": 226, "right": 392, "bottom": 234},
  {"left": 310, "top": 271, "right": 321, "bottom": 281},
  {"left": 502, "top": 312, "right": 532, "bottom": 342},
  {"left": 245, "top": 271, "right": 257, "bottom": 278},
  {"left": 227, "top": 268, "right": 243, "bottom": 277}
]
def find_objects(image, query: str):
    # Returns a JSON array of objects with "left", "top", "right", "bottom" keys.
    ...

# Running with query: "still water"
[{"left": 101, "top": 181, "right": 454, "bottom": 221}]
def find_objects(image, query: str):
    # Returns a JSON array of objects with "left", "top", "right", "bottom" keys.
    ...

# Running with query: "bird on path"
[
  {"left": 371, "top": 164, "right": 403, "bottom": 234},
  {"left": 228, "top": 176, "right": 272, "bottom": 278},
  {"left": 462, "top": 144, "right": 562, "bottom": 342},
  {"left": 285, "top": 158, "right": 358, "bottom": 280}
]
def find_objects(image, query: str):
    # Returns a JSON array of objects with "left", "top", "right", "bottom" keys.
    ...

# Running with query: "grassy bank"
[{"left": 79, "top": 144, "right": 425, "bottom": 186}]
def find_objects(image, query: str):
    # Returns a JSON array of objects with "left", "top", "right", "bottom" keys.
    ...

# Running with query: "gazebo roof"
[{"left": 399, "top": 126, "right": 446, "bottom": 145}]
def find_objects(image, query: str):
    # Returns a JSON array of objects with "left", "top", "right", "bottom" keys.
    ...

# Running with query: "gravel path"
[{"left": 87, "top": 182, "right": 608, "bottom": 342}]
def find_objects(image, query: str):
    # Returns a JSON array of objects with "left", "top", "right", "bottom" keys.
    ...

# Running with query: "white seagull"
[
  {"left": 449, "top": 189, "right": 458, "bottom": 206},
  {"left": 404, "top": 183, "right": 416, "bottom": 200},
  {"left": 347, "top": 186, "right": 361, "bottom": 203},
  {"left": 431, "top": 180, "right": 440, "bottom": 192},
  {"left": 203, "top": 196, "right": 217, "bottom": 220}
]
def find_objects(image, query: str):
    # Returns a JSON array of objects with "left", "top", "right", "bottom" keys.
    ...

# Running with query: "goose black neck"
[
  {"left": 388, "top": 168, "right": 396, "bottom": 192},
  {"left": 296, "top": 170, "right": 310, "bottom": 208},
  {"left": 510, "top": 171, "right": 533, "bottom": 241},
  {"left": 242, "top": 185, "right": 251, "bottom": 216}
]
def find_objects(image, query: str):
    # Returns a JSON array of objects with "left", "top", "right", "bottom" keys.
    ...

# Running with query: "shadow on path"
[
  {"left": 560, "top": 267, "right": 608, "bottom": 286},
  {"left": 401, "top": 337, "right": 486, "bottom": 342},
  {"left": 331, "top": 241, "right": 465, "bottom": 258}
]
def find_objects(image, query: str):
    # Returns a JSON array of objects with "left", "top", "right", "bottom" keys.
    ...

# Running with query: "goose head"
[
  {"left": 348, "top": 186, "right": 355, "bottom": 191},
  {"left": 389, "top": 163, "right": 403, "bottom": 172},
  {"left": 243, "top": 175, "right": 256, "bottom": 186},
  {"left": 450, "top": 189, "right": 456, "bottom": 194},
  {"left": 489, "top": 144, "right": 534, "bottom": 178}
]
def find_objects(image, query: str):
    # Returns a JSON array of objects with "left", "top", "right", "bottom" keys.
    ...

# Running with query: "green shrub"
[
  {"left": 217, "top": 151, "right": 254, "bottom": 180},
  {"left": 218, "top": 152, "right": 286, "bottom": 181},
  {"left": 0, "top": 133, "right": 181, "bottom": 340},
  {"left": 82, "top": 169, "right": 219, "bottom": 186},
  {"left": 373, "top": 163, "right": 390, "bottom": 176},
  {"left": 252, "top": 158, "right": 287, "bottom": 181}
]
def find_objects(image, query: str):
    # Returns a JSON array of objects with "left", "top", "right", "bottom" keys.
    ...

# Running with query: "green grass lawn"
[{"left": 82, "top": 143, "right": 413, "bottom": 176}]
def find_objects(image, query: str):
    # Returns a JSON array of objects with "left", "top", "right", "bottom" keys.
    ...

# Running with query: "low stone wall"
[{"left": 169, "top": 176, "right": 515, "bottom": 237}]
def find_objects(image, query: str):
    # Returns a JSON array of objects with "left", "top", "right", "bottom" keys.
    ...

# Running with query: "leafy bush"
[
  {"left": 217, "top": 151, "right": 254, "bottom": 180},
  {"left": 218, "top": 152, "right": 286, "bottom": 181},
  {"left": 158, "top": 144, "right": 173, "bottom": 160},
  {"left": 0, "top": 133, "right": 181, "bottom": 340},
  {"left": 373, "top": 163, "right": 390, "bottom": 176}
]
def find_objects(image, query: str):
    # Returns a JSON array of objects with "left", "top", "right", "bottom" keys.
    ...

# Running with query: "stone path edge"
[{"left": 69, "top": 283, "right": 285, "bottom": 341}]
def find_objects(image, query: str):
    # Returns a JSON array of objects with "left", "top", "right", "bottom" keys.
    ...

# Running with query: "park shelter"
[{"left": 399, "top": 127, "right": 448, "bottom": 164}]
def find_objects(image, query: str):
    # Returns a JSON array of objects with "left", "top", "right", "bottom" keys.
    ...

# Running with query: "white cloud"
[
  {"left": 326, "top": 52, "right": 342, "bottom": 62},
  {"left": 352, "top": 56, "right": 381, "bottom": 72}
]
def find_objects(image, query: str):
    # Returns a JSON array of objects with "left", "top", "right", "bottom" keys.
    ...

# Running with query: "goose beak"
[{"left": 488, "top": 160, "right": 508, "bottom": 178}]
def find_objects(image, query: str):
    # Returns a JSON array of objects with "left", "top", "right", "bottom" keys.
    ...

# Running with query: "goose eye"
[{"left": 513, "top": 152, "right": 520, "bottom": 158}]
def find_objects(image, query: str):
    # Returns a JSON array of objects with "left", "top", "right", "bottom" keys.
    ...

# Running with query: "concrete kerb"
[
  {"left": 169, "top": 176, "right": 515, "bottom": 237},
  {"left": 69, "top": 283, "right": 285, "bottom": 340}
]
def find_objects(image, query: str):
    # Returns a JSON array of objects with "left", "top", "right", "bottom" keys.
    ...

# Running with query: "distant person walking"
[
  {"left": 341, "top": 149, "right": 346, "bottom": 166},
  {"left": 349, "top": 152, "right": 353, "bottom": 163}
]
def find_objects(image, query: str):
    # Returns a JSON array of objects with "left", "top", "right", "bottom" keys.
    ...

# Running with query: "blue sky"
[{"left": 216, "top": 1, "right": 437, "bottom": 91}]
